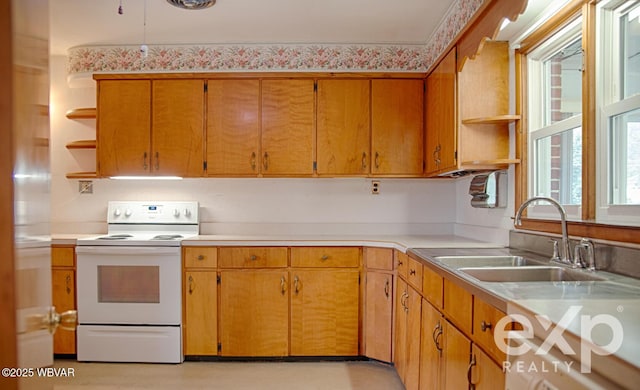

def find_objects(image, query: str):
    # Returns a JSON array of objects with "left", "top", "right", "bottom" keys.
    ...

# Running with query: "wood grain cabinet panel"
[
  {"left": 371, "top": 79, "right": 424, "bottom": 176},
  {"left": 97, "top": 79, "right": 151, "bottom": 177},
  {"left": 261, "top": 79, "right": 315, "bottom": 176},
  {"left": 316, "top": 79, "right": 370, "bottom": 175},
  {"left": 473, "top": 297, "right": 508, "bottom": 363},
  {"left": 422, "top": 265, "right": 443, "bottom": 309},
  {"left": 219, "top": 270, "right": 289, "bottom": 356},
  {"left": 470, "top": 344, "right": 505, "bottom": 390},
  {"left": 218, "top": 247, "right": 288, "bottom": 268},
  {"left": 443, "top": 278, "right": 473, "bottom": 335},
  {"left": 419, "top": 299, "right": 444, "bottom": 390},
  {"left": 183, "top": 247, "right": 217, "bottom": 269},
  {"left": 290, "top": 269, "right": 359, "bottom": 356},
  {"left": 364, "top": 271, "right": 393, "bottom": 362},
  {"left": 206, "top": 79, "right": 260, "bottom": 176},
  {"left": 51, "top": 269, "right": 75, "bottom": 354},
  {"left": 443, "top": 320, "right": 472, "bottom": 389},
  {"left": 364, "top": 247, "right": 394, "bottom": 271},
  {"left": 290, "top": 247, "right": 359, "bottom": 268},
  {"left": 184, "top": 271, "right": 217, "bottom": 355}
]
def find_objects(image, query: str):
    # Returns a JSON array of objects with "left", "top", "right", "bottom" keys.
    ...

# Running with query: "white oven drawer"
[{"left": 77, "top": 325, "right": 182, "bottom": 363}]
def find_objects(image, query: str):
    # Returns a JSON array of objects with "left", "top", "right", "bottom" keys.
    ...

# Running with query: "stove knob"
[
  {"left": 113, "top": 208, "right": 121, "bottom": 217},
  {"left": 173, "top": 209, "right": 180, "bottom": 217},
  {"left": 184, "top": 209, "right": 191, "bottom": 218},
  {"left": 124, "top": 209, "right": 132, "bottom": 217}
]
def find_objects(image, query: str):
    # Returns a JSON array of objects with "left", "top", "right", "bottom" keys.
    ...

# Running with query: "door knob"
[{"left": 26, "top": 307, "right": 78, "bottom": 334}]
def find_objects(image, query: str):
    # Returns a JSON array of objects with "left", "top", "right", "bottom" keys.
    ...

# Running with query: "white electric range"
[{"left": 75, "top": 201, "right": 199, "bottom": 363}]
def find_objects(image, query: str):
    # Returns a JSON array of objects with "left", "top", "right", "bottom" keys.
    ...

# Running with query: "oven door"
[{"left": 76, "top": 246, "right": 181, "bottom": 325}]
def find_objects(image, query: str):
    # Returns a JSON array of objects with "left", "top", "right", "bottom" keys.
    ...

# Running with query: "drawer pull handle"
[
  {"left": 188, "top": 275, "right": 194, "bottom": 295},
  {"left": 432, "top": 322, "right": 443, "bottom": 355},
  {"left": 467, "top": 354, "right": 477, "bottom": 389},
  {"left": 65, "top": 274, "right": 72, "bottom": 295},
  {"left": 280, "top": 276, "right": 287, "bottom": 296},
  {"left": 397, "top": 260, "right": 403, "bottom": 267},
  {"left": 294, "top": 275, "right": 301, "bottom": 295},
  {"left": 197, "top": 255, "right": 205, "bottom": 260},
  {"left": 480, "top": 321, "right": 492, "bottom": 332},
  {"left": 361, "top": 152, "right": 367, "bottom": 170},
  {"left": 409, "top": 269, "right": 416, "bottom": 276},
  {"left": 320, "top": 255, "right": 329, "bottom": 261},
  {"left": 250, "top": 152, "right": 257, "bottom": 171},
  {"left": 250, "top": 255, "right": 257, "bottom": 261},
  {"left": 384, "top": 279, "right": 390, "bottom": 298}
]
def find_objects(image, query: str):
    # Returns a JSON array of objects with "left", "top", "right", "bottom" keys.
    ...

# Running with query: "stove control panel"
[{"left": 107, "top": 201, "right": 199, "bottom": 224}]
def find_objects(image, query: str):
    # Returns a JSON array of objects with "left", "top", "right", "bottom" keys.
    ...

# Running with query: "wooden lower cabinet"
[
  {"left": 419, "top": 299, "right": 443, "bottom": 390},
  {"left": 394, "top": 278, "right": 422, "bottom": 390},
  {"left": 443, "top": 320, "right": 472, "bottom": 389},
  {"left": 290, "top": 269, "right": 360, "bottom": 356},
  {"left": 219, "top": 270, "right": 289, "bottom": 356},
  {"left": 51, "top": 268, "right": 75, "bottom": 354},
  {"left": 184, "top": 271, "right": 217, "bottom": 355},
  {"left": 470, "top": 344, "right": 505, "bottom": 389},
  {"left": 364, "top": 270, "right": 393, "bottom": 362}
]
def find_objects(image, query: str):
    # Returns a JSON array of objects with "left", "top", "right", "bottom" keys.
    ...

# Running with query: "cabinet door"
[
  {"left": 394, "top": 279, "right": 408, "bottom": 381},
  {"left": 364, "top": 271, "right": 393, "bottom": 362},
  {"left": 183, "top": 247, "right": 217, "bottom": 269},
  {"left": 219, "top": 270, "right": 289, "bottom": 356},
  {"left": 316, "top": 79, "right": 370, "bottom": 175},
  {"left": 152, "top": 79, "right": 205, "bottom": 176},
  {"left": 443, "top": 320, "right": 472, "bottom": 390},
  {"left": 290, "top": 269, "right": 359, "bottom": 356},
  {"left": 470, "top": 344, "right": 505, "bottom": 390},
  {"left": 207, "top": 79, "right": 260, "bottom": 176},
  {"left": 184, "top": 271, "right": 217, "bottom": 355},
  {"left": 97, "top": 79, "right": 151, "bottom": 176},
  {"left": 52, "top": 269, "right": 75, "bottom": 354},
  {"left": 261, "top": 79, "right": 314, "bottom": 175},
  {"left": 419, "top": 299, "right": 443, "bottom": 390},
  {"left": 404, "top": 285, "right": 422, "bottom": 390},
  {"left": 371, "top": 79, "right": 424, "bottom": 176},
  {"left": 425, "top": 48, "right": 457, "bottom": 176}
]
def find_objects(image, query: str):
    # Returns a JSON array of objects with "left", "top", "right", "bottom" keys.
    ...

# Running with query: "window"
[
  {"left": 516, "top": 0, "right": 640, "bottom": 241},
  {"left": 527, "top": 17, "right": 583, "bottom": 219},
  {"left": 597, "top": 0, "right": 640, "bottom": 224}
]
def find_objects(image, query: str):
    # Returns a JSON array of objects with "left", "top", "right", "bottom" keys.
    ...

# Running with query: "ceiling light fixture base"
[{"left": 166, "top": 0, "right": 216, "bottom": 10}]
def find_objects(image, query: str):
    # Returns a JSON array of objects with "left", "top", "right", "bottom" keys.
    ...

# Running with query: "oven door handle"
[{"left": 75, "top": 246, "right": 180, "bottom": 255}]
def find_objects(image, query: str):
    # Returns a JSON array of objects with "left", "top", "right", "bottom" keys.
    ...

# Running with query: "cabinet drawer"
[
  {"left": 473, "top": 298, "right": 508, "bottom": 363},
  {"left": 406, "top": 257, "right": 423, "bottom": 293},
  {"left": 423, "top": 265, "right": 443, "bottom": 309},
  {"left": 395, "top": 250, "right": 408, "bottom": 279},
  {"left": 218, "top": 247, "right": 288, "bottom": 268},
  {"left": 364, "top": 247, "right": 394, "bottom": 271},
  {"left": 290, "top": 247, "right": 359, "bottom": 268},
  {"left": 443, "top": 279, "right": 472, "bottom": 335},
  {"left": 183, "top": 247, "right": 217, "bottom": 269},
  {"left": 52, "top": 246, "right": 75, "bottom": 267}
]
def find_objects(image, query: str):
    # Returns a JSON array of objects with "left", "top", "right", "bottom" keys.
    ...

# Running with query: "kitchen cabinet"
[
  {"left": 51, "top": 245, "right": 76, "bottom": 355},
  {"left": 371, "top": 79, "right": 424, "bottom": 176},
  {"left": 206, "top": 79, "right": 260, "bottom": 176},
  {"left": 425, "top": 41, "right": 519, "bottom": 177},
  {"left": 182, "top": 247, "right": 218, "bottom": 356},
  {"left": 469, "top": 344, "right": 505, "bottom": 390},
  {"left": 363, "top": 247, "right": 394, "bottom": 362},
  {"left": 442, "top": 320, "right": 472, "bottom": 389},
  {"left": 261, "top": 79, "right": 315, "bottom": 176},
  {"left": 395, "top": 275, "right": 422, "bottom": 390},
  {"left": 290, "top": 247, "right": 360, "bottom": 356},
  {"left": 184, "top": 271, "right": 218, "bottom": 355},
  {"left": 316, "top": 79, "right": 370, "bottom": 176},
  {"left": 96, "top": 78, "right": 205, "bottom": 177},
  {"left": 443, "top": 277, "right": 473, "bottom": 335},
  {"left": 219, "top": 269, "right": 289, "bottom": 356},
  {"left": 419, "top": 299, "right": 444, "bottom": 390}
]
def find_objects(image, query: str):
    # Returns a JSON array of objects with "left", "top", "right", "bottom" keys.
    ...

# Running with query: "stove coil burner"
[
  {"left": 97, "top": 234, "right": 133, "bottom": 240},
  {"left": 151, "top": 234, "right": 183, "bottom": 240}
]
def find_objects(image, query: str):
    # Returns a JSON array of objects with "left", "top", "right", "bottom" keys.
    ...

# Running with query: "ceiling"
[{"left": 49, "top": 0, "right": 458, "bottom": 56}]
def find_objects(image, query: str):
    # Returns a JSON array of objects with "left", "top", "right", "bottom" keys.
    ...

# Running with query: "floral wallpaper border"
[{"left": 68, "top": 0, "right": 484, "bottom": 75}]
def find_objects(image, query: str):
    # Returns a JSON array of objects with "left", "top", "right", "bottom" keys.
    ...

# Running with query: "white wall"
[{"left": 50, "top": 55, "right": 511, "bottom": 242}]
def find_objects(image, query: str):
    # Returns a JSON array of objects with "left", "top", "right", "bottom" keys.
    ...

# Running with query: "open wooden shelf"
[
  {"left": 461, "top": 114, "right": 521, "bottom": 125},
  {"left": 65, "top": 107, "right": 96, "bottom": 119},
  {"left": 65, "top": 140, "right": 96, "bottom": 149},
  {"left": 65, "top": 171, "right": 97, "bottom": 179}
]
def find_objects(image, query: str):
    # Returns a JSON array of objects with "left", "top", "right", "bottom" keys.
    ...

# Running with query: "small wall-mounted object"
[{"left": 469, "top": 170, "right": 507, "bottom": 208}]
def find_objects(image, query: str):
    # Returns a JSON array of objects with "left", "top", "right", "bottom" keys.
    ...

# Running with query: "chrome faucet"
[{"left": 514, "top": 196, "right": 574, "bottom": 267}]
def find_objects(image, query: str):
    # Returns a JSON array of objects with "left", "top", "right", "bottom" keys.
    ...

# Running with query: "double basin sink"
[{"left": 434, "top": 255, "right": 606, "bottom": 283}]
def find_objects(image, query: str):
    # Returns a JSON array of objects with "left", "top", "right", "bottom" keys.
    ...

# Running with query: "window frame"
[{"left": 514, "top": 0, "right": 640, "bottom": 243}]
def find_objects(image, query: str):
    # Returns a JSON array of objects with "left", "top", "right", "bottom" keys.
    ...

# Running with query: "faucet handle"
[
  {"left": 576, "top": 238, "right": 596, "bottom": 271},
  {"left": 549, "top": 239, "right": 561, "bottom": 262}
]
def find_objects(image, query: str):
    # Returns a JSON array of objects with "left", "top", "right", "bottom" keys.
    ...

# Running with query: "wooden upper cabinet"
[
  {"left": 316, "top": 79, "right": 370, "bottom": 176},
  {"left": 371, "top": 79, "right": 424, "bottom": 176},
  {"left": 97, "top": 79, "right": 151, "bottom": 177},
  {"left": 152, "top": 80, "right": 205, "bottom": 177},
  {"left": 206, "top": 79, "right": 260, "bottom": 176},
  {"left": 261, "top": 79, "right": 315, "bottom": 176},
  {"left": 425, "top": 48, "right": 457, "bottom": 176}
]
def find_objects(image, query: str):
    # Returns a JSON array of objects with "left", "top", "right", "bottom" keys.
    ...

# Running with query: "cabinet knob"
[
  {"left": 197, "top": 254, "right": 205, "bottom": 261},
  {"left": 320, "top": 255, "right": 329, "bottom": 261},
  {"left": 250, "top": 255, "right": 257, "bottom": 261},
  {"left": 480, "top": 320, "right": 492, "bottom": 332},
  {"left": 409, "top": 269, "right": 416, "bottom": 276}
]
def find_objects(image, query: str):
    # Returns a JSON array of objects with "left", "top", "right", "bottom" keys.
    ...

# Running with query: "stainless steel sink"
[
  {"left": 458, "top": 266, "right": 607, "bottom": 282},
  {"left": 434, "top": 255, "right": 541, "bottom": 268}
]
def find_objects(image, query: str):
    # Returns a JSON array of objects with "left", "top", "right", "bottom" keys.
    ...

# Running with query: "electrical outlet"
[
  {"left": 371, "top": 180, "right": 380, "bottom": 195},
  {"left": 79, "top": 180, "right": 93, "bottom": 194}
]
